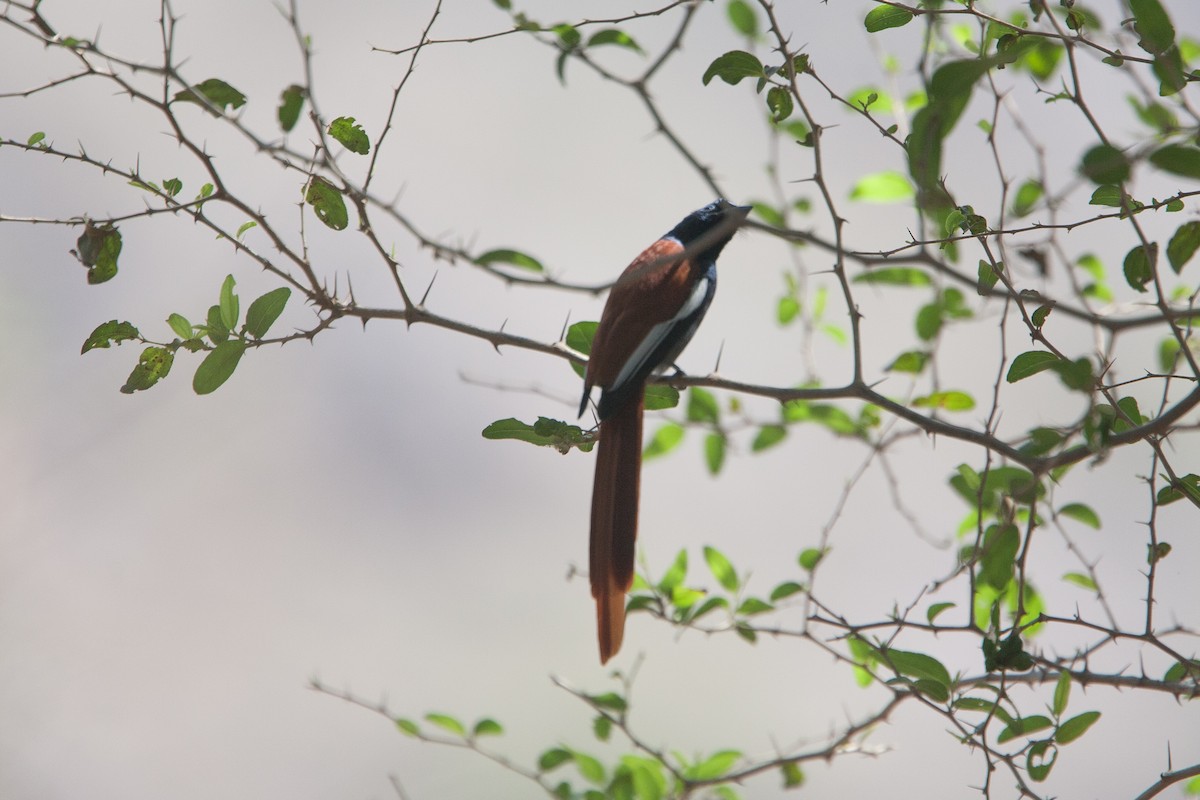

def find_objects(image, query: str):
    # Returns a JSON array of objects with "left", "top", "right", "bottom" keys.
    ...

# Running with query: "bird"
[{"left": 579, "top": 198, "right": 751, "bottom": 664}]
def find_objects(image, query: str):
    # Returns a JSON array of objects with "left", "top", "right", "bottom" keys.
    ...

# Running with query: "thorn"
[
  {"left": 492, "top": 319, "right": 506, "bottom": 354},
  {"left": 559, "top": 311, "right": 572, "bottom": 343},
  {"left": 714, "top": 339, "right": 726, "bottom": 373},
  {"left": 419, "top": 271, "right": 437, "bottom": 306}
]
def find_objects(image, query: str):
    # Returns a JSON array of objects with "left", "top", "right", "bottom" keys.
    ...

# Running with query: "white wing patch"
[{"left": 610, "top": 274, "right": 711, "bottom": 392}]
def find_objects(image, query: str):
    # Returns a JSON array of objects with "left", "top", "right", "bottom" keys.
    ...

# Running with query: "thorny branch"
[{"left": 2, "top": 1, "right": 1197, "bottom": 798}]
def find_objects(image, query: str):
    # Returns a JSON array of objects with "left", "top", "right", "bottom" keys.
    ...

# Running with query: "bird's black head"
[{"left": 666, "top": 198, "right": 751, "bottom": 262}]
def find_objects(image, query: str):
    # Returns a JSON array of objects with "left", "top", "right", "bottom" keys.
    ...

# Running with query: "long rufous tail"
[{"left": 589, "top": 395, "right": 644, "bottom": 664}]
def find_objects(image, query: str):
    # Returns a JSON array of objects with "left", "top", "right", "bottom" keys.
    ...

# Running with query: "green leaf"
[
  {"left": 236, "top": 220, "right": 257, "bottom": 240},
  {"left": 850, "top": 171, "right": 914, "bottom": 202},
  {"left": 592, "top": 714, "right": 612, "bottom": 742},
  {"left": 754, "top": 202, "right": 786, "bottom": 227},
  {"left": 1080, "top": 144, "right": 1130, "bottom": 185},
  {"left": 27, "top": 130, "right": 46, "bottom": 147},
  {"left": 167, "top": 313, "right": 193, "bottom": 341},
  {"left": 474, "top": 248, "right": 544, "bottom": 273},
  {"left": 915, "top": 303, "right": 943, "bottom": 340},
  {"left": 619, "top": 755, "right": 668, "bottom": 799},
  {"left": 1164, "top": 658, "right": 1200, "bottom": 683},
  {"left": 1058, "top": 502, "right": 1100, "bottom": 529},
  {"left": 1152, "top": 45, "right": 1187, "bottom": 96},
  {"left": 473, "top": 718, "right": 503, "bottom": 737},
  {"left": 976, "top": 259, "right": 1000, "bottom": 294},
  {"left": 567, "top": 321, "right": 598, "bottom": 356},
  {"left": 780, "top": 761, "right": 805, "bottom": 789},
  {"left": 950, "top": 462, "right": 979, "bottom": 494},
  {"left": 1150, "top": 144, "right": 1200, "bottom": 179},
  {"left": 886, "top": 350, "right": 929, "bottom": 373},
  {"left": 864, "top": 5, "right": 913, "bottom": 32},
  {"left": 884, "top": 649, "right": 953, "bottom": 691},
  {"left": 687, "top": 387, "right": 719, "bottom": 423},
  {"left": 689, "top": 595, "right": 728, "bottom": 622},
  {"left": 1076, "top": 252, "right": 1105, "bottom": 282},
  {"left": 751, "top": 424, "right": 787, "bottom": 452},
  {"left": 688, "top": 750, "right": 741, "bottom": 781},
  {"left": 704, "top": 432, "right": 726, "bottom": 475},
  {"left": 1130, "top": 0, "right": 1176, "bottom": 54},
  {"left": 704, "top": 546, "right": 739, "bottom": 592},
  {"left": 1053, "top": 671, "right": 1071, "bottom": 716},
  {"left": 395, "top": 718, "right": 420, "bottom": 737},
  {"left": 245, "top": 287, "right": 291, "bottom": 339},
  {"left": 1156, "top": 473, "right": 1200, "bottom": 506},
  {"left": 766, "top": 86, "right": 793, "bottom": 122},
  {"left": 174, "top": 78, "right": 246, "bottom": 113},
  {"left": 980, "top": 523, "right": 1020, "bottom": 590},
  {"left": 586, "top": 29, "right": 643, "bottom": 52},
  {"left": 204, "top": 304, "right": 229, "bottom": 344},
  {"left": 1167, "top": 220, "right": 1200, "bottom": 273},
  {"left": 1006, "top": 351, "right": 1062, "bottom": 383},
  {"left": 481, "top": 417, "right": 593, "bottom": 454},
  {"left": 1055, "top": 710, "right": 1100, "bottom": 744},
  {"left": 783, "top": 400, "right": 864, "bottom": 437},
  {"left": 82, "top": 320, "right": 140, "bottom": 353},
  {"left": 162, "top": 177, "right": 182, "bottom": 197},
  {"left": 305, "top": 176, "right": 349, "bottom": 231},
  {"left": 75, "top": 223, "right": 123, "bottom": 284},
  {"left": 1011, "top": 180, "right": 1042, "bottom": 217},
  {"left": 1159, "top": 337, "right": 1181, "bottom": 372},
  {"left": 735, "top": 597, "right": 773, "bottom": 616},
  {"left": 1122, "top": 242, "right": 1157, "bottom": 292},
  {"left": 701, "top": 50, "right": 765, "bottom": 86},
  {"left": 954, "top": 696, "right": 1012, "bottom": 722},
  {"left": 1031, "top": 303, "right": 1054, "bottom": 330},
  {"left": 908, "top": 51, "right": 1028, "bottom": 206},
  {"left": 670, "top": 584, "right": 705, "bottom": 610},
  {"left": 1131, "top": 97, "right": 1179, "bottom": 134},
  {"left": 769, "top": 581, "right": 805, "bottom": 602},
  {"left": 643, "top": 422, "right": 684, "bottom": 460},
  {"left": 951, "top": 465, "right": 1040, "bottom": 510},
  {"left": 727, "top": 0, "right": 758, "bottom": 36},
  {"left": 658, "top": 549, "right": 688, "bottom": 593},
  {"left": 218, "top": 274, "right": 239, "bottom": 331},
  {"left": 278, "top": 84, "right": 305, "bottom": 132},
  {"left": 926, "top": 602, "right": 956, "bottom": 623},
  {"left": 328, "top": 116, "right": 371, "bottom": 154},
  {"left": 643, "top": 384, "right": 679, "bottom": 411},
  {"left": 998, "top": 714, "right": 1053, "bottom": 743},
  {"left": 848, "top": 86, "right": 891, "bottom": 112},
  {"left": 120, "top": 346, "right": 174, "bottom": 394},
  {"left": 1088, "top": 184, "right": 1123, "bottom": 208},
  {"left": 1027, "top": 741, "right": 1058, "bottom": 782},
  {"left": 798, "top": 547, "right": 825, "bottom": 571},
  {"left": 424, "top": 712, "right": 466, "bottom": 737},
  {"left": 552, "top": 22, "right": 581, "bottom": 50},
  {"left": 1062, "top": 572, "right": 1098, "bottom": 591},
  {"left": 853, "top": 267, "right": 932, "bottom": 286},
  {"left": 192, "top": 340, "right": 246, "bottom": 395},
  {"left": 539, "top": 747, "right": 572, "bottom": 772},
  {"left": 1055, "top": 357, "right": 1094, "bottom": 392},
  {"left": 913, "top": 390, "right": 975, "bottom": 411},
  {"left": 1115, "top": 396, "right": 1145, "bottom": 430}
]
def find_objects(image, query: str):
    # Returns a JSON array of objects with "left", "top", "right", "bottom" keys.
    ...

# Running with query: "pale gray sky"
[{"left": 1, "top": 1, "right": 1198, "bottom": 799}]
